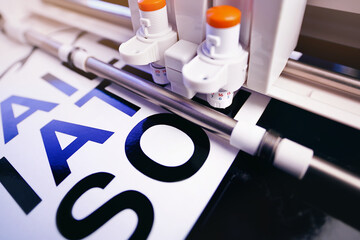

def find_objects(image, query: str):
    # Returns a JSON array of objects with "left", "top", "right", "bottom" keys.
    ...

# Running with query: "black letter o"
[{"left": 125, "top": 113, "right": 210, "bottom": 182}]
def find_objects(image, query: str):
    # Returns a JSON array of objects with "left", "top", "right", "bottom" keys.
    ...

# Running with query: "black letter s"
[{"left": 56, "top": 172, "right": 154, "bottom": 239}]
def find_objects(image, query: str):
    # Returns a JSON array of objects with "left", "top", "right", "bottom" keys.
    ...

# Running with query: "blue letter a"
[
  {"left": 1, "top": 96, "right": 58, "bottom": 143},
  {"left": 41, "top": 120, "right": 114, "bottom": 186}
]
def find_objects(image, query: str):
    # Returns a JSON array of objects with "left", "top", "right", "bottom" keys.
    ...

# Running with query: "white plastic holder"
[
  {"left": 182, "top": 43, "right": 248, "bottom": 108},
  {"left": 119, "top": 6, "right": 177, "bottom": 67},
  {"left": 164, "top": 40, "right": 198, "bottom": 98},
  {"left": 119, "top": 28, "right": 177, "bottom": 66}
]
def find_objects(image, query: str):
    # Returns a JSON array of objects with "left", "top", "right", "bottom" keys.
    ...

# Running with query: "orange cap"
[
  {"left": 206, "top": 5, "right": 241, "bottom": 28},
  {"left": 138, "top": 0, "right": 166, "bottom": 12}
]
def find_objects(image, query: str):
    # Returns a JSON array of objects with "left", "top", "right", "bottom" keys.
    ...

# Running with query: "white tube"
[
  {"left": 72, "top": 49, "right": 90, "bottom": 72},
  {"left": 58, "top": 44, "right": 74, "bottom": 62},
  {"left": 139, "top": 7, "right": 170, "bottom": 37},
  {"left": 273, "top": 139, "right": 313, "bottom": 179},
  {"left": 205, "top": 23, "right": 241, "bottom": 58},
  {"left": 230, "top": 121, "right": 266, "bottom": 155},
  {"left": 3, "top": 21, "right": 28, "bottom": 44}
]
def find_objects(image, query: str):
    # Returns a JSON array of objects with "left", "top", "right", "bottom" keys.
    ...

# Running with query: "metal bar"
[
  {"left": 86, "top": 57, "right": 237, "bottom": 141},
  {"left": 24, "top": 31, "right": 62, "bottom": 57},
  {"left": 283, "top": 59, "right": 360, "bottom": 96},
  {"left": 309, "top": 156, "right": 360, "bottom": 192},
  {"left": 43, "top": 0, "right": 132, "bottom": 29}
]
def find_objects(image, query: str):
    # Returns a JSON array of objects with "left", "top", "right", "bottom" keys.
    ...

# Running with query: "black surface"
[
  {"left": 192, "top": 90, "right": 251, "bottom": 118},
  {"left": 108, "top": 58, "right": 119, "bottom": 65},
  {"left": 97, "top": 38, "right": 121, "bottom": 51},
  {"left": 188, "top": 152, "right": 328, "bottom": 240},
  {"left": 188, "top": 97, "right": 360, "bottom": 239},
  {"left": 121, "top": 65, "right": 154, "bottom": 82}
]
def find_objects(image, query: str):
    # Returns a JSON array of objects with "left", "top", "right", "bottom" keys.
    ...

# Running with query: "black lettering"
[
  {"left": 56, "top": 172, "right": 154, "bottom": 239},
  {"left": 125, "top": 113, "right": 210, "bottom": 182},
  {"left": 0, "top": 157, "right": 41, "bottom": 214}
]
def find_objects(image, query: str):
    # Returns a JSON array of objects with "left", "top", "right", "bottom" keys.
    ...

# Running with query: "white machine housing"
[
  {"left": 125, "top": 0, "right": 307, "bottom": 96},
  {"left": 2, "top": 0, "right": 359, "bottom": 128}
]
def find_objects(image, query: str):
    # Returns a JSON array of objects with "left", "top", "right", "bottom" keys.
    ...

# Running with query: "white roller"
[
  {"left": 72, "top": 49, "right": 90, "bottom": 72},
  {"left": 273, "top": 138, "right": 313, "bottom": 179},
  {"left": 230, "top": 121, "right": 266, "bottom": 155},
  {"left": 3, "top": 21, "right": 28, "bottom": 43},
  {"left": 58, "top": 44, "right": 74, "bottom": 62}
]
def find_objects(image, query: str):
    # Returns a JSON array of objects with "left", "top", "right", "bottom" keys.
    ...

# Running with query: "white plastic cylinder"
[
  {"left": 72, "top": 49, "right": 90, "bottom": 72},
  {"left": 139, "top": 6, "right": 170, "bottom": 37},
  {"left": 4, "top": 21, "right": 28, "bottom": 44},
  {"left": 58, "top": 44, "right": 74, "bottom": 62},
  {"left": 205, "top": 23, "right": 241, "bottom": 58},
  {"left": 150, "top": 63, "right": 169, "bottom": 84},
  {"left": 273, "top": 138, "right": 313, "bottom": 179},
  {"left": 207, "top": 90, "right": 233, "bottom": 109},
  {"left": 230, "top": 121, "right": 266, "bottom": 156}
]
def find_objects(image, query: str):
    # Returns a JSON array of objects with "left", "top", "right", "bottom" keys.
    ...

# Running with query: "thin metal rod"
[
  {"left": 24, "top": 31, "right": 62, "bottom": 57},
  {"left": 86, "top": 57, "right": 237, "bottom": 141},
  {"left": 283, "top": 59, "right": 360, "bottom": 96},
  {"left": 43, "top": 0, "right": 132, "bottom": 29},
  {"left": 309, "top": 156, "right": 360, "bottom": 191}
]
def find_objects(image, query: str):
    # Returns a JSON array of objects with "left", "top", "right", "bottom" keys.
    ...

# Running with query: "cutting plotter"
[{"left": 0, "top": 0, "right": 359, "bottom": 239}]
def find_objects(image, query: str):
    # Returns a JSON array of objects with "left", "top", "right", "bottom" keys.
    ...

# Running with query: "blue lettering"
[
  {"left": 40, "top": 120, "right": 114, "bottom": 185},
  {"left": 75, "top": 80, "right": 140, "bottom": 117},
  {"left": 1, "top": 96, "right": 58, "bottom": 143}
]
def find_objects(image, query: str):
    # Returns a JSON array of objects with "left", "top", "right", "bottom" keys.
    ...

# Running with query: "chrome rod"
[
  {"left": 43, "top": 0, "right": 132, "bottom": 29},
  {"left": 24, "top": 31, "right": 62, "bottom": 57},
  {"left": 86, "top": 57, "right": 237, "bottom": 141},
  {"left": 283, "top": 59, "right": 360, "bottom": 96},
  {"left": 309, "top": 156, "right": 360, "bottom": 192}
]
